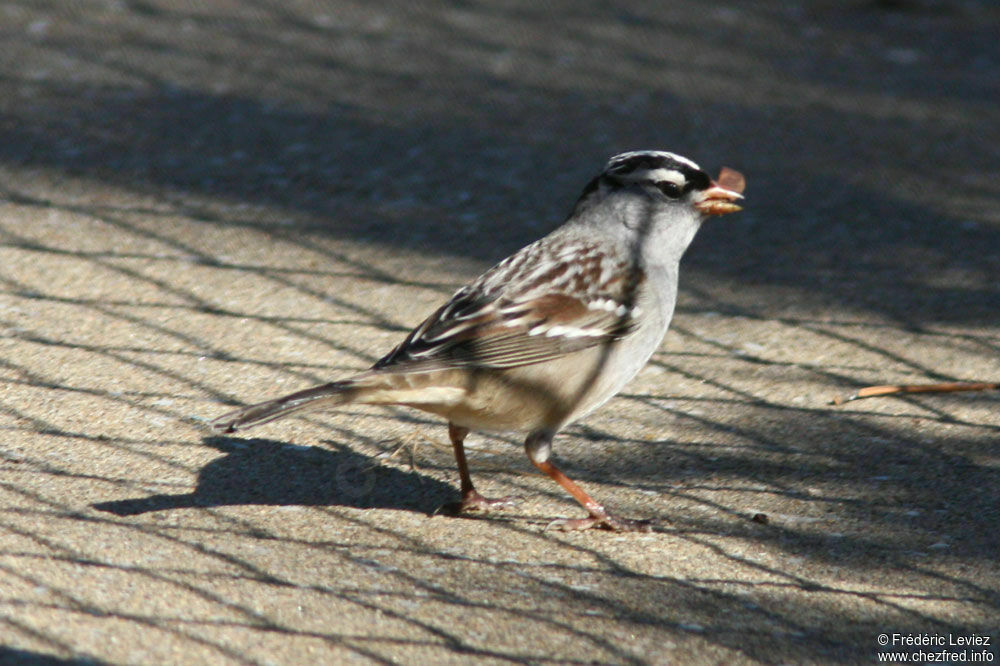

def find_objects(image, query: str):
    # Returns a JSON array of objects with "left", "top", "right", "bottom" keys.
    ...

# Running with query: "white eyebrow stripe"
[{"left": 642, "top": 168, "right": 686, "bottom": 185}]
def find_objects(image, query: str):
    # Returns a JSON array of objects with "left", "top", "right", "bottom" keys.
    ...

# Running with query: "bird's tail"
[{"left": 210, "top": 380, "right": 360, "bottom": 433}]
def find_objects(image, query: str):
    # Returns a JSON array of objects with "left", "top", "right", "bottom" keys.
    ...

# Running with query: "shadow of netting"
[
  {"left": 0, "top": 206, "right": 421, "bottom": 401},
  {"left": 1, "top": 2, "right": 997, "bottom": 662},
  {"left": 4, "top": 79, "right": 997, "bottom": 330},
  {"left": 6, "top": 441, "right": 997, "bottom": 665},
  {"left": 2, "top": 1, "right": 997, "bottom": 322},
  {"left": 512, "top": 523, "right": 996, "bottom": 663},
  {"left": 0, "top": 509, "right": 519, "bottom": 663},
  {"left": 4, "top": 461, "right": 684, "bottom": 664}
]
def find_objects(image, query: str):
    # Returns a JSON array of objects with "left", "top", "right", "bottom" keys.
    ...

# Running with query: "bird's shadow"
[{"left": 92, "top": 436, "right": 455, "bottom": 516}]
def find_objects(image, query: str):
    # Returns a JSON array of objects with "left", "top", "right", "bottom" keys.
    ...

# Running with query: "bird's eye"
[{"left": 656, "top": 181, "right": 683, "bottom": 198}]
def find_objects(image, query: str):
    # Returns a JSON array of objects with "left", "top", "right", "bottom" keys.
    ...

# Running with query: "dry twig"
[{"left": 831, "top": 382, "right": 998, "bottom": 405}]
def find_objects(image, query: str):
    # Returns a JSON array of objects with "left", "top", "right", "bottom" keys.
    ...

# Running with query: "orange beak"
[{"left": 694, "top": 167, "right": 745, "bottom": 216}]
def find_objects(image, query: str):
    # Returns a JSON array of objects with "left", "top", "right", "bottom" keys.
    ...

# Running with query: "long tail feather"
[{"left": 211, "top": 381, "right": 359, "bottom": 433}]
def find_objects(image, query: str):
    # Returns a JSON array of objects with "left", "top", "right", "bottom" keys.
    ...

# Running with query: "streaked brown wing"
[{"left": 373, "top": 291, "right": 637, "bottom": 373}]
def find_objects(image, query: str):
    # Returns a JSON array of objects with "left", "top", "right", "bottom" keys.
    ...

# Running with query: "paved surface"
[{"left": 1, "top": 1, "right": 998, "bottom": 664}]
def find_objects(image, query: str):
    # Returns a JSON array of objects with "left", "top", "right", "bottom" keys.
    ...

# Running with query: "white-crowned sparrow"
[{"left": 212, "top": 150, "right": 745, "bottom": 531}]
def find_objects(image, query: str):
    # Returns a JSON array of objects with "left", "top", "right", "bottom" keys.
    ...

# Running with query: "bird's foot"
[
  {"left": 438, "top": 489, "right": 521, "bottom": 516},
  {"left": 545, "top": 511, "right": 653, "bottom": 533}
]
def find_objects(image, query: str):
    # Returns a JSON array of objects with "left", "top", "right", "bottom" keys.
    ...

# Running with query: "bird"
[{"left": 211, "top": 150, "right": 745, "bottom": 531}]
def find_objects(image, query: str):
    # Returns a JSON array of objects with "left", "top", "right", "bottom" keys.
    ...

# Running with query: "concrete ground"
[{"left": 0, "top": 1, "right": 997, "bottom": 664}]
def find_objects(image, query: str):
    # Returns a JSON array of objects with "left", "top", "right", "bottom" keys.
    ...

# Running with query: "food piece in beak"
[
  {"left": 695, "top": 167, "right": 745, "bottom": 216},
  {"left": 716, "top": 167, "right": 746, "bottom": 194}
]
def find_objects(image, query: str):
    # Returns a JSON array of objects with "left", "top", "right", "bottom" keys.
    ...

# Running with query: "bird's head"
[
  {"left": 580, "top": 150, "right": 744, "bottom": 219},
  {"left": 566, "top": 150, "right": 745, "bottom": 265}
]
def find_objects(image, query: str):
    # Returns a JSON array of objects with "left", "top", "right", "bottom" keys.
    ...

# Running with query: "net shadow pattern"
[{"left": 0, "top": 1, "right": 997, "bottom": 664}]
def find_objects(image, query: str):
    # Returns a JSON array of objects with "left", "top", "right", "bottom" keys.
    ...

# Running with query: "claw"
[
  {"left": 545, "top": 513, "right": 654, "bottom": 533},
  {"left": 437, "top": 490, "right": 521, "bottom": 516}
]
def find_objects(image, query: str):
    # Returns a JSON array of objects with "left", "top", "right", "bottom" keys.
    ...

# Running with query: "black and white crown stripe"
[
  {"left": 604, "top": 151, "right": 712, "bottom": 193},
  {"left": 606, "top": 150, "right": 700, "bottom": 173}
]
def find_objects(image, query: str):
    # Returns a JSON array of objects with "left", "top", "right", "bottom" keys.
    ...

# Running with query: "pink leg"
[
  {"left": 525, "top": 431, "right": 652, "bottom": 532},
  {"left": 443, "top": 423, "right": 519, "bottom": 514}
]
